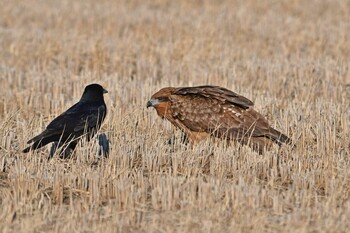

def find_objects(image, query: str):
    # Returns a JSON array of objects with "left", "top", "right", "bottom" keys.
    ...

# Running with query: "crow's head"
[{"left": 81, "top": 83, "right": 108, "bottom": 102}]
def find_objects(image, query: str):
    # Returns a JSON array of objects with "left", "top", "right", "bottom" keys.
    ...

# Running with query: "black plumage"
[{"left": 23, "top": 84, "right": 108, "bottom": 158}]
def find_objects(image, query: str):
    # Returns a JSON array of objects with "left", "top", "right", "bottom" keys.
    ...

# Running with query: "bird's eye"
[{"left": 157, "top": 96, "right": 169, "bottom": 102}]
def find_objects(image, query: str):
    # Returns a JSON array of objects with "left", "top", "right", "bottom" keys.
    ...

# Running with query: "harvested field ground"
[{"left": 0, "top": 0, "right": 349, "bottom": 232}]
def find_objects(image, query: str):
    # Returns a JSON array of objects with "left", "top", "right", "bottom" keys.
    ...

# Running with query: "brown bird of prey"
[
  {"left": 147, "top": 85, "right": 291, "bottom": 152},
  {"left": 23, "top": 83, "right": 108, "bottom": 158}
]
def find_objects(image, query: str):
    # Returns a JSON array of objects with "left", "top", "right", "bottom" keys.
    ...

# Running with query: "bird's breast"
[{"left": 154, "top": 102, "right": 171, "bottom": 118}]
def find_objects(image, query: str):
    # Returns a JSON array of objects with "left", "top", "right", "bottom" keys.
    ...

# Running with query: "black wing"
[
  {"left": 45, "top": 101, "right": 106, "bottom": 135},
  {"left": 23, "top": 101, "right": 106, "bottom": 152}
]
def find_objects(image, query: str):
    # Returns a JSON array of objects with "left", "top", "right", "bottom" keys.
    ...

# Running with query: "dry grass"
[{"left": 0, "top": 0, "right": 349, "bottom": 232}]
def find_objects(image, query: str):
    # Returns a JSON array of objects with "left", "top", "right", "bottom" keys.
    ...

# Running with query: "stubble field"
[{"left": 0, "top": 0, "right": 349, "bottom": 232}]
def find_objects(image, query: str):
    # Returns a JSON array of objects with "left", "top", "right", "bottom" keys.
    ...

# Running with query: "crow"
[{"left": 23, "top": 83, "right": 108, "bottom": 158}]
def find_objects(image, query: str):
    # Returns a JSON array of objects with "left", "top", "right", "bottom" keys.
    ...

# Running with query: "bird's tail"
[
  {"left": 22, "top": 140, "right": 44, "bottom": 153},
  {"left": 26, "top": 134, "right": 44, "bottom": 144},
  {"left": 266, "top": 127, "right": 293, "bottom": 146},
  {"left": 22, "top": 146, "right": 32, "bottom": 153},
  {"left": 22, "top": 135, "right": 49, "bottom": 153}
]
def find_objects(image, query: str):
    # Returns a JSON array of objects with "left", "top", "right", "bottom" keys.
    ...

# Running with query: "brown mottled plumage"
[{"left": 147, "top": 85, "right": 292, "bottom": 153}]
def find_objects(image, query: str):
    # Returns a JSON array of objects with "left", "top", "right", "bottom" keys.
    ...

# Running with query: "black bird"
[{"left": 23, "top": 83, "right": 108, "bottom": 158}]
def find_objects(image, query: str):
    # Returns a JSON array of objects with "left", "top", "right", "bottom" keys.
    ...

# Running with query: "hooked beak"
[
  {"left": 147, "top": 99, "right": 159, "bottom": 108},
  {"left": 103, "top": 88, "right": 108, "bottom": 94}
]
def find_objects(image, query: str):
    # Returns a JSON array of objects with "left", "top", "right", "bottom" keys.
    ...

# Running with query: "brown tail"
[{"left": 266, "top": 127, "right": 293, "bottom": 146}]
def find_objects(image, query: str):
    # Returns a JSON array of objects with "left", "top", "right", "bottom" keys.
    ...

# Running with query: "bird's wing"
[
  {"left": 174, "top": 85, "right": 254, "bottom": 109},
  {"left": 169, "top": 94, "right": 270, "bottom": 139},
  {"left": 72, "top": 105, "right": 106, "bottom": 132},
  {"left": 48, "top": 103, "right": 106, "bottom": 133},
  {"left": 28, "top": 103, "right": 106, "bottom": 143}
]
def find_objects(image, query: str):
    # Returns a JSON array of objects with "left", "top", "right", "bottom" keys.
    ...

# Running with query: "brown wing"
[
  {"left": 167, "top": 92, "right": 270, "bottom": 140},
  {"left": 174, "top": 85, "right": 254, "bottom": 109}
]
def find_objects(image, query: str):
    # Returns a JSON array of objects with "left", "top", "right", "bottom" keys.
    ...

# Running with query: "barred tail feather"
[{"left": 267, "top": 127, "right": 293, "bottom": 146}]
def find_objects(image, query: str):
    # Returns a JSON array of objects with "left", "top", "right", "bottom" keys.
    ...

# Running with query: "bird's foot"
[{"left": 48, "top": 142, "right": 74, "bottom": 160}]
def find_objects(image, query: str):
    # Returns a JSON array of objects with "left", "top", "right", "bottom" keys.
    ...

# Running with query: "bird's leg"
[
  {"left": 48, "top": 142, "right": 59, "bottom": 160},
  {"left": 98, "top": 133, "right": 109, "bottom": 158},
  {"left": 60, "top": 147, "right": 74, "bottom": 159},
  {"left": 167, "top": 132, "right": 189, "bottom": 146},
  {"left": 180, "top": 132, "right": 190, "bottom": 145},
  {"left": 58, "top": 141, "right": 77, "bottom": 159},
  {"left": 48, "top": 141, "right": 76, "bottom": 159}
]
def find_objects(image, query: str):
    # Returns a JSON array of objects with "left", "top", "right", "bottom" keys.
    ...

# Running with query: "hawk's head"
[{"left": 147, "top": 87, "right": 176, "bottom": 118}]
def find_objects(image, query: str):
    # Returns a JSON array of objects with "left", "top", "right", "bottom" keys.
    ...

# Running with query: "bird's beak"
[
  {"left": 147, "top": 99, "right": 159, "bottom": 108},
  {"left": 103, "top": 88, "right": 108, "bottom": 94}
]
